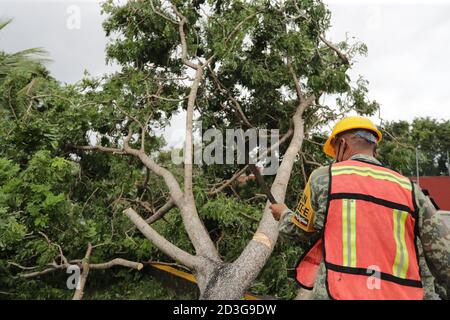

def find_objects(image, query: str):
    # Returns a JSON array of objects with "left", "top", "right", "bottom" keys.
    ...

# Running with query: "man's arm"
[
  {"left": 278, "top": 207, "right": 317, "bottom": 244},
  {"left": 416, "top": 187, "right": 450, "bottom": 298},
  {"left": 274, "top": 166, "right": 329, "bottom": 245}
]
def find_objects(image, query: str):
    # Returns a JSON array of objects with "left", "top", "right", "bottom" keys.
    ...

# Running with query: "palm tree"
[
  {"left": 0, "top": 19, "right": 50, "bottom": 120},
  {"left": 0, "top": 19, "right": 49, "bottom": 78}
]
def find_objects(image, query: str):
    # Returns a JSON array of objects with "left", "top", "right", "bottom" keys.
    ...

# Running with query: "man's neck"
[{"left": 350, "top": 151, "right": 374, "bottom": 158}]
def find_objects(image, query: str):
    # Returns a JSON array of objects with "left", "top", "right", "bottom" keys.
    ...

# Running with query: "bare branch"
[
  {"left": 72, "top": 145, "right": 126, "bottom": 155},
  {"left": 184, "top": 68, "right": 204, "bottom": 198},
  {"left": 140, "top": 127, "right": 146, "bottom": 152},
  {"left": 238, "top": 211, "right": 259, "bottom": 223},
  {"left": 304, "top": 138, "right": 323, "bottom": 147},
  {"left": 80, "top": 187, "right": 99, "bottom": 217},
  {"left": 89, "top": 258, "right": 143, "bottom": 271},
  {"left": 145, "top": 198, "right": 175, "bottom": 224},
  {"left": 224, "top": 10, "right": 261, "bottom": 43},
  {"left": 8, "top": 262, "right": 39, "bottom": 271},
  {"left": 207, "top": 65, "right": 254, "bottom": 128},
  {"left": 319, "top": 35, "right": 350, "bottom": 65},
  {"left": 20, "top": 263, "right": 65, "bottom": 279},
  {"left": 38, "top": 232, "right": 68, "bottom": 265},
  {"left": 115, "top": 103, "right": 144, "bottom": 130},
  {"left": 124, "top": 196, "right": 175, "bottom": 227},
  {"left": 171, "top": 4, "right": 200, "bottom": 70},
  {"left": 208, "top": 166, "right": 249, "bottom": 196},
  {"left": 19, "top": 257, "right": 143, "bottom": 279},
  {"left": 126, "top": 198, "right": 154, "bottom": 214},
  {"left": 123, "top": 147, "right": 185, "bottom": 206},
  {"left": 299, "top": 93, "right": 319, "bottom": 117},
  {"left": 149, "top": 0, "right": 178, "bottom": 24},
  {"left": 208, "top": 128, "right": 294, "bottom": 196},
  {"left": 141, "top": 5, "right": 218, "bottom": 262},
  {"left": 286, "top": 56, "right": 305, "bottom": 104},
  {"left": 87, "top": 129, "right": 217, "bottom": 259},
  {"left": 148, "top": 94, "right": 189, "bottom": 102},
  {"left": 73, "top": 243, "right": 92, "bottom": 300},
  {"left": 124, "top": 208, "right": 199, "bottom": 269}
]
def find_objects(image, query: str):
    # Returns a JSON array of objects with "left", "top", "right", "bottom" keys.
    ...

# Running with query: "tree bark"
[
  {"left": 124, "top": 208, "right": 200, "bottom": 270},
  {"left": 73, "top": 243, "right": 92, "bottom": 300}
]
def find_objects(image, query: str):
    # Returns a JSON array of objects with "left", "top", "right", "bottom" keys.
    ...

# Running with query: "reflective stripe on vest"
[
  {"left": 392, "top": 209, "right": 410, "bottom": 279},
  {"left": 332, "top": 166, "right": 412, "bottom": 191},
  {"left": 295, "top": 159, "right": 423, "bottom": 300},
  {"left": 342, "top": 199, "right": 357, "bottom": 268}
]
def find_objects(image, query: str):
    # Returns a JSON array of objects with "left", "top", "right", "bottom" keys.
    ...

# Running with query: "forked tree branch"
[
  {"left": 18, "top": 258, "right": 144, "bottom": 279},
  {"left": 76, "top": 125, "right": 219, "bottom": 261},
  {"left": 124, "top": 208, "right": 199, "bottom": 269}
]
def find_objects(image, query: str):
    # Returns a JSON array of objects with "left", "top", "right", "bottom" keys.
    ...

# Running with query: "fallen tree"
[{"left": 70, "top": 0, "right": 379, "bottom": 299}]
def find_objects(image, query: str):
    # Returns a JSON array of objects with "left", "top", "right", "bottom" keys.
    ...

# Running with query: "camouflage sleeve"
[
  {"left": 309, "top": 166, "right": 330, "bottom": 232},
  {"left": 278, "top": 209, "right": 313, "bottom": 245},
  {"left": 278, "top": 166, "right": 330, "bottom": 245},
  {"left": 415, "top": 186, "right": 450, "bottom": 299},
  {"left": 416, "top": 237, "right": 440, "bottom": 300}
]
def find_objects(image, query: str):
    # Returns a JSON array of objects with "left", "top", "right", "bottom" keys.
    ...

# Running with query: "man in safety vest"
[{"left": 270, "top": 116, "right": 450, "bottom": 300}]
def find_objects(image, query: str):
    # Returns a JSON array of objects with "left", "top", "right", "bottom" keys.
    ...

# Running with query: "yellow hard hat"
[{"left": 323, "top": 116, "right": 382, "bottom": 158}]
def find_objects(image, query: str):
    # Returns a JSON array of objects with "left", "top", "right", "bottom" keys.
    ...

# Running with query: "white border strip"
[
  {"left": 3, "top": 0, "right": 450, "bottom": 3},
  {"left": 325, "top": 0, "right": 450, "bottom": 5},
  {"left": 1, "top": 0, "right": 108, "bottom": 3}
]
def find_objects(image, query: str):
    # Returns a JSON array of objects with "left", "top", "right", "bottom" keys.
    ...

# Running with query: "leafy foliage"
[
  {"left": 2, "top": 1, "right": 447, "bottom": 301},
  {"left": 379, "top": 118, "right": 450, "bottom": 176}
]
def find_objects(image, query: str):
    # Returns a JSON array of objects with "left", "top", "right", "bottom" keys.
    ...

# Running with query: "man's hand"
[{"left": 270, "top": 203, "right": 288, "bottom": 221}]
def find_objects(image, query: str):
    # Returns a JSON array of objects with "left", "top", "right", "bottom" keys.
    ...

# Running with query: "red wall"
[{"left": 410, "top": 177, "right": 450, "bottom": 211}]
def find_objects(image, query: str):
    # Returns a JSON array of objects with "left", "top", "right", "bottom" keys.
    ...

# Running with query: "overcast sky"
[{"left": 1, "top": 0, "right": 449, "bottom": 146}]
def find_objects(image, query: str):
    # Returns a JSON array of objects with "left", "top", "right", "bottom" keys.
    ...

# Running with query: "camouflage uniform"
[{"left": 279, "top": 154, "right": 450, "bottom": 300}]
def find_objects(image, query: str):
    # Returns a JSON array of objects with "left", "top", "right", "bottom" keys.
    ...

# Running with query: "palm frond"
[
  {"left": 0, "top": 20, "right": 51, "bottom": 77},
  {"left": 0, "top": 19, "right": 13, "bottom": 31},
  {"left": 0, "top": 48, "right": 51, "bottom": 76}
]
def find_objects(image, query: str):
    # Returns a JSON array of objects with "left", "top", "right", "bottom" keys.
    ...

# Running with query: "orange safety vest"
[{"left": 296, "top": 159, "right": 424, "bottom": 300}]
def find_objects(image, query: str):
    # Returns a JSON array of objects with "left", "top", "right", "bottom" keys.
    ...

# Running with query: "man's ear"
[
  {"left": 335, "top": 138, "right": 345, "bottom": 162},
  {"left": 373, "top": 145, "right": 379, "bottom": 158}
]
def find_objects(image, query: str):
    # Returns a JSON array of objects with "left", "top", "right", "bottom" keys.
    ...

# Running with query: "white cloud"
[{"left": 324, "top": 1, "right": 450, "bottom": 121}]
